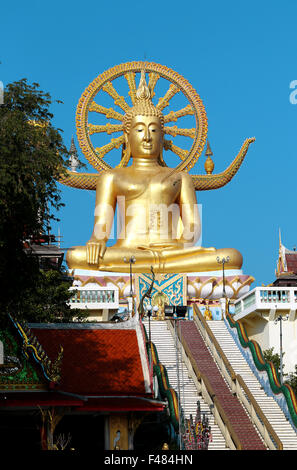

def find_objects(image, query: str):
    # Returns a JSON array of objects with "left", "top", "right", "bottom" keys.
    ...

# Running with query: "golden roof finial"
[
  {"left": 204, "top": 140, "right": 214, "bottom": 174},
  {"left": 276, "top": 228, "right": 286, "bottom": 277}
]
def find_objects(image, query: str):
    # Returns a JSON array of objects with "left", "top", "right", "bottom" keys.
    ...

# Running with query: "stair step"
[
  {"left": 207, "top": 320, "right": 297, "bottom": 450},
  {"left": 144, "top": 318, "right": 297, "bottom": 450},
  {"left": 143, "top": 320, "right": 227, "bottom": 450}
]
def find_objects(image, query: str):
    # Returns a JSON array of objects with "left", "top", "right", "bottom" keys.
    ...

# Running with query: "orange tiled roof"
[{"left": 31, "top": 327, "right": 149, "bottom": 397}]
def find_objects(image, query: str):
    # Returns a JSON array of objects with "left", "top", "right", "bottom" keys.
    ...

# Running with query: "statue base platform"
[{"left": 70, "top": 268, "right": 254, "bottom": 303}]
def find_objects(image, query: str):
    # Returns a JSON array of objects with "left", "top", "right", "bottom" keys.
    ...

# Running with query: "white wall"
[{"left": 268, "top": 319, "right": 297, "bottom": 375}]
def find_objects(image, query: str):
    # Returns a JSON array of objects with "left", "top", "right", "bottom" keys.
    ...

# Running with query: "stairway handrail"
[
  {"left": 192, "top": 305, "right": 283, "bottom": 450},
  {"left": 168, "top": 319, "right": 243, "bottom": 450},
  {"left": 235, "top": 374, "right": 283, "bottom": 450},
  {"left": 225, "top": 310, "right": 297, "bottom": 431},
  {"left": 142, "top": 322, "right": 180, "bottom": 433},
  {"left": 194, "top": 306, "right": 236, "bottom": 384}
]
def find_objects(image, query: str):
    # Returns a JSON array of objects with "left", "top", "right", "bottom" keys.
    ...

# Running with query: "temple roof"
[
  {"left": 276, "top": 230, "right": 297, "bottom": 277},
  {"left": 23, "top": 236, "right": 64, "bottom": 270},
  {"left": 0, "top": 320, "right": 164, "bottom": 412},
  {"left": 285, "top": 251, "right": 297, "bottom": 274},
  {"left": 30, "top": 322, "right": 152, "bottom": 398},
  {"left": 0, "top": 393, "right": 163, "bottom": 412}
]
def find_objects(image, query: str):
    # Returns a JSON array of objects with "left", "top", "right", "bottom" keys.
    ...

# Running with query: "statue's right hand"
[{"left": 86, "top": 240, "right": 106, "bottom": 265}]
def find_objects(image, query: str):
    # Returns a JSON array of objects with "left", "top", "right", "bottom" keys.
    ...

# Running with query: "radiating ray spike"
[
  {"left": 102, "top": 81, "right": 130, "bottom": 112},
  {"left": 163, "top": 104, "right": 194, "bottom": 123},
  {"left": 148, "top": 72, "right": 160, "bottom": 98},
  {"left": 95, "top": 135, "right": 125, "bottom": 158},
  {"left": 124, "top": 72, "right": 137, "bottom": 105},
  {"left": 163, "top": 139, "right": 188, "bottom": 160},
  {"left": 164, "top": 125, "right": 196, "bottom": 139},
  {"left": 88, "top": 123, "right": 124, "bottom": 135},
  {"left": 156, "top": 84, "right": 180, "bottom": 111},
  {"left": 89, "top": 101, "right": 124, "bottom": 121}
]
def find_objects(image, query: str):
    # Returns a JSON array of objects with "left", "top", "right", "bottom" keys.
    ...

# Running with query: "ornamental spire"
[
  {"left": 69, "top": 136, "right": 80, "bottom": 172},
  {"left": 136, "top": 68, "right": 151, "bottom": 101},
  {"left": 204, "top": 140, "right": 214, "bottom": 174}
]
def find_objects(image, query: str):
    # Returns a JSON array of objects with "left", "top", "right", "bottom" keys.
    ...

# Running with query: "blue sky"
[{"left": 1, "top": 0, "right": 297, "bottom": 286}]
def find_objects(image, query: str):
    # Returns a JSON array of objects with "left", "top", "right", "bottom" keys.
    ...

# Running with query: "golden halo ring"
[{"left": 76, "top": 61, "right": 208, "bottom": 173}]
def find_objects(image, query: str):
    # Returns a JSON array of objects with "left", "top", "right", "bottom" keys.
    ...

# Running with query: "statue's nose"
[{"left": 144, "top": 127, "right": 151, "bottom": 141}]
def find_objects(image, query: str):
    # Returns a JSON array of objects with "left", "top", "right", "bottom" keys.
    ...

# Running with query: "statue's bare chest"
[{"left": 114, "top": 171, "right": 181, "bottom": 202}]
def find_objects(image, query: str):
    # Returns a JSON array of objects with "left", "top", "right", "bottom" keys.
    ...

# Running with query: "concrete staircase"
[
  {"left": 143, "top": 320, "right": 228, "bottom": 450},
  {"left": 208, "top": 320, "right": 297, "bottom": 450},
  {"left": 179, "top": 320, "right": 266, "bottom": 450}
]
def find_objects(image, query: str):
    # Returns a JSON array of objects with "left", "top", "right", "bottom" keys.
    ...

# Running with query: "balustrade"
[
  {"left": 69, "top": 288, "right": 117, "bottom": 305},
  {"left": 234, "top": 287, "right": 297, "bottom": 318},
  {"left": 259, "top": 289, "right": 290, "bottom": 304}
]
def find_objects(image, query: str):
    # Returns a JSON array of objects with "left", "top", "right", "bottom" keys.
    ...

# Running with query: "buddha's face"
[{"left": 126, "top": 115, "right": 163, "bottom": 160}]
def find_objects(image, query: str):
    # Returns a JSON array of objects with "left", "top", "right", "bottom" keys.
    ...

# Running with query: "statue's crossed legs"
[{"left": 66, "top": 244, "right": 242, "bottom": 273}]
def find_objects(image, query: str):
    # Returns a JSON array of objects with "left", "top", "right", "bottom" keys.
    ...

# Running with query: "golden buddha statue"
[{"left": 62, "top": 62, "right": 254, "bottom": 274}]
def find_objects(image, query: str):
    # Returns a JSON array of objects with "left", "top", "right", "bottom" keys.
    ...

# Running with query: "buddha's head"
[{"left": 122, "top": 70, "right": 166, "bottom": 165}]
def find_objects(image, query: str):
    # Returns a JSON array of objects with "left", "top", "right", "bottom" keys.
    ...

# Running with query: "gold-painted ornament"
[
  {"left": 63, "top": 61, "right": 254, "bottom": 274},
  {"left": 204, "top": 140, "right": 214, "bottom": 175},
  {"left": 59, "top": 61, "right": 254, "bottom": 191}
]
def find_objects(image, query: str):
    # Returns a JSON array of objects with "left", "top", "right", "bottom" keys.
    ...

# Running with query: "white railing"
[
  {"left": 69, "top": 286, "right": 119, "bottom": 310},
  {"left": 234, "top": 287, "right": 297, "bottom": 319}
]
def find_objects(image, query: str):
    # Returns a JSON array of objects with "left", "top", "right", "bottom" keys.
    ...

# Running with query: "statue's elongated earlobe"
[
  {"left": 158, "top": 144, "right": 167, "bottom": 167},
  {"left": 119, "top": 139, "right": 131, "bottom": 168}
]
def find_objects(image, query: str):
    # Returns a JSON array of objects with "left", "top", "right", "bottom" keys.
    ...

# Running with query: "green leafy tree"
[
  {"left": 263, "top": 347, "right": 281, "bottom": 371},
  {"left": 0, "top": 78, "right": 73, "bottom": 325},
  {"left": 18, "top": 269, "right": 87, "bottom": 323},
  {"left": 263, "top": 349, "right": 297, "bottom": 397},
  {"left": 263, "top": 347, "right": 287, "bottom": 381}
]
